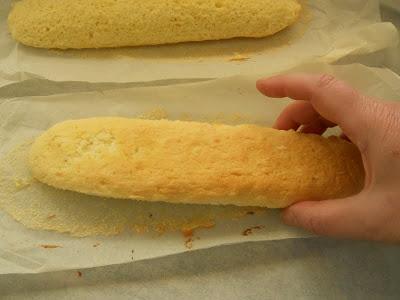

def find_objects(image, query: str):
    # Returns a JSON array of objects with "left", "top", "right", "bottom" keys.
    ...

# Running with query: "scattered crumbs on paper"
[
  {"left": 132, "top": 224, "right": 149, "bottom": 234},
  {"left": 181, "top": 220, "right": 216, "bottom": 235},
  {"left": 137, "top": 107, "right": 169, "bottom": 120},
  {"left": 92, "top": 242, "right": 101, "bottom": 248},
  {"left": 231, "top": 113, "right": 248, "bottom": 124},
  {"left": 14, "top": 177, "right": 32, "bottom": 191},
  {"left": 209, "top": 112, "right": 228, "bottom": 124},
  {"left": 153, "top": 219, "right": 216, "bottom": 237},
  {"left": 242, "top": 225, "right": 265, "bottom": 236},
  {"left": 230, "top": 207, "right": 266, "bottom": 221},
  {"left": 204, "top": 112, "right": 251, "bottom": 125},
  {"left": 48, "top": 49, "right": 66, "bottom": 56},
  {"left": 76, "top": 271, "right": 82, "bottom": 278},
  {"left": 179, "top": 112, "right": 193, "bottom": 121},
  {"left": 182, "top": 228, "right": 194, "bottom": 249},
  {"left": 184, "top": 237, "right": 194, "bottom": 249},
  {"left": 0, "top": 140, "right": 264, "bottom": 237},
  {"left": 228, "top": 53, "right": 250, "bottom": 62},
  {"left": 130, "top": 249, "right": 135, "bottom": 261},
  {"left": 154, "top": 223, "right": 169, "bottom": 235},
  {"left": 182, "top": 228, "right": 194, "bottom": 239},
  {"left": 40, "top": 244, "right": 62, "bottom": 249}
]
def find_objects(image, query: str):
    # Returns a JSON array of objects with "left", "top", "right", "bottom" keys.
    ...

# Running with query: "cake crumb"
[
  {"left": 228, "top": 53, "right": 250, "bottom": 62},
  {"left": 40, "top": 244, "right": 62, "bottom": 249},
  {"left": 132, "top": 224, "right": 149, "bottom": 234},
  {"left": 184, "top": 237, "right": 194, "bottom": 249},
  {"left": 137, "top": 108, "right": 168, "bottom": 120},
  {"left": 180, "top": 113, "right": 192, "bottom": 121},
  {"left": 14, "top": 178, "right": 31, "bottom": 190}
]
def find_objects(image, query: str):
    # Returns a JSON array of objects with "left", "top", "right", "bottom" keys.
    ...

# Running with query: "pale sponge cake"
[
  {"left": 29, "top": 118, "right": 364, "bottom": 208},
  {"left": 8, "top": 0, "right": 301, "bottom": 49}
]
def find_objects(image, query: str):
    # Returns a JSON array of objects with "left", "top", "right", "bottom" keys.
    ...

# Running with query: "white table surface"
[{"left": 1, "top": 4, "right": 400, "bottom": 300}]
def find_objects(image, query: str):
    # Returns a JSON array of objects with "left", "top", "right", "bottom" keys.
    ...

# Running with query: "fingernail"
[{"left": 256, "top": 80, "right": 265, "bottom": 91}]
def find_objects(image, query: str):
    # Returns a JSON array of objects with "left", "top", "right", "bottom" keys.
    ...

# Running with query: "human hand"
[{"left": 256, "top": 74, "right": 400, "bottom": 242}]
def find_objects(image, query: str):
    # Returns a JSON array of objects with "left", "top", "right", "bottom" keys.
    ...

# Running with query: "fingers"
[
  {"left": 340, "top": 132, "right": 351, "bottom": 142},
  {"left": 273, "top": 101, "right": 317, "bottom": 130},
  {"left": 281, "top": 194, "right": 396, "bottom": 242},
  {"left": 257, "top": 74, "right": 370, "bottom": 144},
  {"left": 274, "top": 100, "right": 336, "bottom": 133},
  {"left": 256, "top": 74, "right": 315, "bottom": 100},
  {"left": 299, "top": 119, "right": 332, "bottom": 135}
]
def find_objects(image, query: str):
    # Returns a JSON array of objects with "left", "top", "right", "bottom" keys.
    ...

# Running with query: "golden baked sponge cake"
[
  {"left": 8, "top": 0, "right": 301, "bottom": 49},
  {"left": 29, "top": 118, "right": 365, "bottom": 208}
]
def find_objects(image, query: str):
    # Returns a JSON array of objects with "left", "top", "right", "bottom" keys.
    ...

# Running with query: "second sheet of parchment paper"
[{"left": 0, "top": 0, "right": 398, "bottom": 82}]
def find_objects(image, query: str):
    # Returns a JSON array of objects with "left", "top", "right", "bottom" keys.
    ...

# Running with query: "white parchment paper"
[
  {"left": 0, "top": 63, "right": 400, "bottom": 275},
  {"left": 0, "top": 0, "right": 398, "bottom": 83}
]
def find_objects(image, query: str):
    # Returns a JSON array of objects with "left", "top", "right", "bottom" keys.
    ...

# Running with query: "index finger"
[{"left": 256, "top": 73, "right": 368, "bottom": 142}]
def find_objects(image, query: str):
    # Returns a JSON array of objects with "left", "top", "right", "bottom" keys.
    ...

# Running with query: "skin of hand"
[{"left": 256, "top": 74, "right": 400, "bottom": 243}]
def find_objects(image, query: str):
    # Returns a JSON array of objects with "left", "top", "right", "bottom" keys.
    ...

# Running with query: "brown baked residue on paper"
[
  {"left": 182, "top": 228, "right": 195, "bottom": 250},
  {"left": 181, "top": 221, "right": 215, "bottom": 249},
  {"left": 242, "top": 226, "right": 265, "bottom": 236},
  {"left": 39, "top": 244, "right": 62, "bottom": 249}
]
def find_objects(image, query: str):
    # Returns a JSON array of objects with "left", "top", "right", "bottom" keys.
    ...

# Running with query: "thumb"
[{"left": 282, "top": 194, "right": 392, "bottom": 242}]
